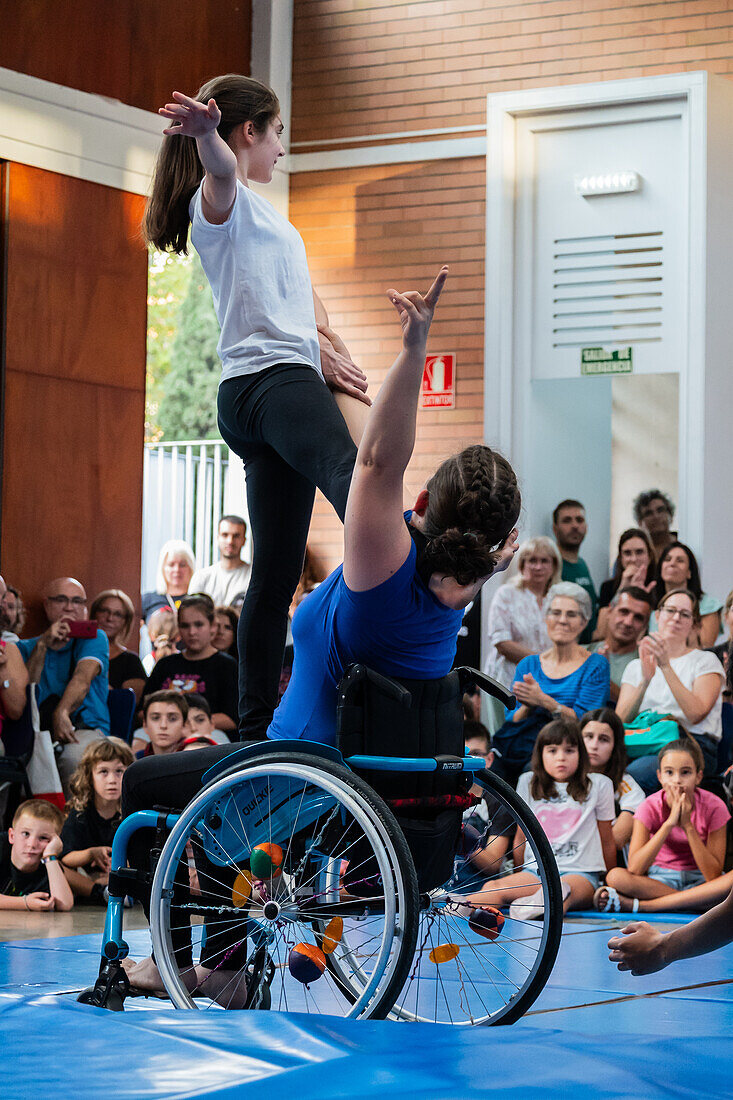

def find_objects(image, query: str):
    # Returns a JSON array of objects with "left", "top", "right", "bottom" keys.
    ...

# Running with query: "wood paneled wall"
[
  {"left": 293, "top": 0, "right": 733, "bottom": 142},
  {"left": 0, "top": 0, "right": 252, "bottom": 113},
  {"left": 291, "top": 159, "right": 485, "bottom": 570},
  {"left": 1, "top": 164, "right": 148, "bottom": 636}
]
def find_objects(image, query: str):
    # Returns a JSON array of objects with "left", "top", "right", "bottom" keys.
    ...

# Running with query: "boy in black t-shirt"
[
  {"left": 143, "top": 594, "right": 237, "bottom": 736},
  {"left": 0, "top": 799, "right": 74, "bottom": 911}
]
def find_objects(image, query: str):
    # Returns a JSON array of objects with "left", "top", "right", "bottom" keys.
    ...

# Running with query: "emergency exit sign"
[
  {"left": 581, "top": 346, "right": 633, "bottom": 375},
  {"left": 421, "top": 353, "right": 455, "bottom": 408}
]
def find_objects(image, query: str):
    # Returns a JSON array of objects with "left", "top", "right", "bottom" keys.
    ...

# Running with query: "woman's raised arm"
[
  {"left": 159, "top": 91, "right": 237, "bottom": 222},
  {"left": 343, "top": 267, "right": 448, "bottom": 593}
]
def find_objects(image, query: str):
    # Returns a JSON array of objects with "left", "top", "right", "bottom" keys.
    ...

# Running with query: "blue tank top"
[{"left": 268, "top": 532, "right": 464, "bottom": 747}]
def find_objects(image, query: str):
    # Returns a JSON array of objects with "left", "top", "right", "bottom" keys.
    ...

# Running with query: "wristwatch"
[
  {"left": 0, "top": 680, "right": 9, "bottom": 690},
  {"left": 41, "top": 855, "right": 59, "bottom": 864},
  {"left": 551, "top": 707, "right": 562, "bottom": 719}
]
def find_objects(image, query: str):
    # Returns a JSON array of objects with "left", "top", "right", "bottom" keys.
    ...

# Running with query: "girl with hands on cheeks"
[
  {"left": 594, "top": 736, "right": 729, "bottom": 913},
  {"left": 144, "top": 75, "right": 371, "bottom": 741},
  {"left": 616, "top": 589, "right": 725, "bottom": 792}
]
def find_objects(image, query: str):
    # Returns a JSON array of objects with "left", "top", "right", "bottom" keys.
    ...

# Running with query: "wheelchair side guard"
[
  {"left": 201, "top": 738, "right": 348, "bottom": 786},
  {"left": 202, "top": 773, "right": 339, "bottom": 866},
  {"left": 344, "top": 754, "right": 484, "bottom": 773}
]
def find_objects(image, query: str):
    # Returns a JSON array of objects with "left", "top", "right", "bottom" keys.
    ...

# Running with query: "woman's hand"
[
  {"left": 387, "top": 266, "right": 448, "bottom": 349},
  {"left": 317, "top": 324, "right": 371, "bottom": 404},
  {"left": 638, "top": 636, "right": 658, "bottom": 682},
  {"left": 492, "top": 528, "right": 519, "bottom": 575},
  {"left": 511, "top": 673, "right": 549, "bottom": 709},
  {"left": 159, "top": 91, "right": 221, "bottom": 138},
  {"left": 647, "top": 633, "right": 671, "bottom": 669},
  {"left": 608, "top": 922, "right": 668, "bottom": 974}
]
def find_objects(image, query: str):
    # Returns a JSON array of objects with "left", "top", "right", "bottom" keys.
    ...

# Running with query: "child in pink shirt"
[{"left": 594, "top": 736, "right": 729, "bottom": 912}]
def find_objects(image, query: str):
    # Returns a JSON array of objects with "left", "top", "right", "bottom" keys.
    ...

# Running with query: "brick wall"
[{"left": 290, "top": 1, "right": 733, "bottom": 570}]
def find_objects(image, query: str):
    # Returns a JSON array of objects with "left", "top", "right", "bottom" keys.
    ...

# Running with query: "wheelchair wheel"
[
  {"left": 388, "top": 769, "right": 563, "bottom": 1025},
  {"left": 150, "top": 751, "right": 419, "bottom": 1018}
]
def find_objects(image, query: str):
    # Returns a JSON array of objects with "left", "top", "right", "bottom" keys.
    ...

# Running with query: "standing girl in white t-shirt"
[
  {"left": 581, "top": 708, "right": 645, "bottom": 851},
  {"left": 469, "top": 718, "right": 616, "bottom": 920},
  {"left": 143, "top": 76, "right": 370, "bottom": 740}
]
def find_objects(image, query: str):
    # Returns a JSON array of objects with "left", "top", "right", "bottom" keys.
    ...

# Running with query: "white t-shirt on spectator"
[
  {"left": 483, "top": 583, "right": 550, "bottom": 687},
  {"left": 620, "top": 649, "right": 725, "bottom": 742},
  {"left": 189, "top": 561, "right": 251, "bottom": 607},
  {"left": 517, "top": 771, "right": 615, "bottom": 874},
  {"left": 616, "top": 772, "right": 645, "bottom": 816},
  {"left": 189, "top": 180, "right": 322, "bottom": 383}
]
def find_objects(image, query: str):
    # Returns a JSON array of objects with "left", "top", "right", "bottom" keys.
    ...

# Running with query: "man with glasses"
[
  {"left": 633, "top": 489, "right": 676, "bottom": 563},
  {"left": 17, "top": 578, "right": 110, "bottom": 792}
]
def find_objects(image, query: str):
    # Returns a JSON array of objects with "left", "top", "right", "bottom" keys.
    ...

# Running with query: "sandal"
[{"left": 593, "top": 885, "right": 639, "bottom": 914}]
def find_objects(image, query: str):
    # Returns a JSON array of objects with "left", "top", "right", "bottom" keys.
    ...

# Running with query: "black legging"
[{"left": 217, "top": 365, "right": 357, "bottom": 739}]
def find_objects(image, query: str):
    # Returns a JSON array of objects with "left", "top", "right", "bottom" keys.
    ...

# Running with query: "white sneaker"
[{"left": 509, "top": 880, "right": 570, "bottom": 921}]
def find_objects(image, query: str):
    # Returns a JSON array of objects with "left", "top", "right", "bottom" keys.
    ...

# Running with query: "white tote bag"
[{"left": 25, "top": 685, "right": 65, "bottom": 810}]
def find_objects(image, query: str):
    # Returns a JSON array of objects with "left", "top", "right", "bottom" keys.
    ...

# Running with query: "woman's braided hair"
[{"left": 420, "top": 445, "right": 521, "bottom": 585}]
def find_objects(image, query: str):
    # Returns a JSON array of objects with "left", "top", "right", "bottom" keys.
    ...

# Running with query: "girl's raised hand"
[
  {"left": 387, "top": 266, "right": 448, "bottom": 348},
  {"left": 159, "top": 91, "right": 221, "bottom": 138}
]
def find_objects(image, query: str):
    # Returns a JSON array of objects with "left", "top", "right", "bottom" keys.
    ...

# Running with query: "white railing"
[{"left": 141, "top": 440, "right": 248, "bottom": 592}]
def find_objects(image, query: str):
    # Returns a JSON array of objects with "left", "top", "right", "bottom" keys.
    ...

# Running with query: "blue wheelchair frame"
[{"left": 100, "top": 739, "right": 486, "bottom": 971}]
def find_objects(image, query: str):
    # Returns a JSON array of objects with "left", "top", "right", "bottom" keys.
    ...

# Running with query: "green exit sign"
[{"left": 581, "top": 347, "right": 633, "bottom": 375}]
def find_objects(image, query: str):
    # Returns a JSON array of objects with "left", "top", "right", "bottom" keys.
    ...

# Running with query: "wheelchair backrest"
[{"left": 336, "top": 665, "right": 468, "bottom": 801}]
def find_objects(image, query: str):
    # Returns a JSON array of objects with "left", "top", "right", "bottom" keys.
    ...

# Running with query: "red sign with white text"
[{"left": 421, "top": 353, "right": 455, "bottom": 408}]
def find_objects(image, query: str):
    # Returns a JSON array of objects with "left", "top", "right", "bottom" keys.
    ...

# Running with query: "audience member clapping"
[
  {"left": 16, "top": 577, "right": 110, "bottom": 792},
  {"left": 92, "top": 589, "right": 146, "bottom": 704},
  {"left": 594, "top": 737, "right": 729, "bottom": 913},
  {"left": 213, "top": 605, "right": 238, "bottom": 659},
  {"left": 491, "top": 582, "right": 610, "bottom": 786},
  {"left": 60, "top": 737, "right": 133, "bottom": 905},
  {"left": 595, "top": 528, "right": 656, "bottom": 639},
  {"left": 142, "top": 540, "right": 195, "bottom": 622},
  {"left": 617, "top": 589, "right": 725, "bottom": 792},
  {"left": 142, "top": 607, "right": 178, "bottom": 675},
  {"left": 589, "top": 587, "right": 653, "bottom": 703},
  {"left": 189, "top": 516, "right": 251, "bottom": 607},
  {"left": 633, "top": 489, "right": 676, "bottom": 563},
  {"left": 0, "top": 582, "right": 24, "bottom": 641},
  {"left": 651, "top": 542, "right": 722, "bottom": 647},
  {"left": 144, "top": 594, "right": 237, "bottom": 736},
  {"left": 484, "top": 536, "right": 560, "bottom": 689},
  {"left": 581, "top": 708, "right": 645, "bottom": 851},
  {"left": 0, "top": 575, "right": 30, "bottom": 733}
]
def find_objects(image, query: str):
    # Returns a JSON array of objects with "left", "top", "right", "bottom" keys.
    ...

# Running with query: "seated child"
[
  {"left": 595, "top": 736, "right": 730, "bottom": 913},
  {"left": 468, "top": 718, "right": 616, "bottom": 919},
  {"left": 182, "top": 696, "right": 232, "bottom": 747},
  {"left": 0, "top": 799, "right": 73, "bottom": 911},
  {"left": 137, "top": 691, "right": 188, "bottom": 758},
  {"left": 459, "top": 721, "right": 515, "bottom": 880},
  {"left": 60, "top": 737, "right": 134, "bottom": 904},
  {"left": 581, "top": 708, "right": 645, "bottom": 852}
]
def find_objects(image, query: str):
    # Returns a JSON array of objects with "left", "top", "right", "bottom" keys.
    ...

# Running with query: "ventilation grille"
[{"left": 551, "top": 231, "right": 663, "bottom": 348}]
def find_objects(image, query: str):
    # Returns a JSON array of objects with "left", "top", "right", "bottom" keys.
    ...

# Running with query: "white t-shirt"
[
  {"left": 190, "top": 180, "right": 322, "bottom": 383},
  {"left": 517, "top": 771, "right": 615, "bottom": 874},
  {"left": 189, "top": 561, "right": 251, "bottom": 607},
  {"left": 620, "top": 649, "right": 725, "bottom": 741},
  {"left": 616, "top": 772, "right": 645, "bottom": 816}
]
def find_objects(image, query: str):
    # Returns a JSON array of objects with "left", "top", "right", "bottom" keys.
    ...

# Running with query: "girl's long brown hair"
[
  {"left": 579, "top": 707, "right": 628, "bottom": 791},
  {"left": 143, "top": 74, "right": 280, "bottom": 254},
  {"left": 67, "top": 737, "right": 134, "bottom": 814},
  {"left": 530, "top": 718, "right": 591, "bottom": 803}
]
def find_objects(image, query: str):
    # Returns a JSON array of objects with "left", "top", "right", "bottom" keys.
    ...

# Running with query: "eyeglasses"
[
  {"left": 47, "top": 595, "right": 86, "bottom": 607},
  {"left": 547, "top": 609, "right": 582, "bottom": 620},
  {"left": 659, "top": 606, "right": 693, "bottom": 621}
]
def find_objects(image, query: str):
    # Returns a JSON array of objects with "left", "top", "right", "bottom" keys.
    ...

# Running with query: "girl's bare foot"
[
  {"left": 121, "top": 954, "right": 248, "bottom": 1007},
  {"left": 593, "top": 886, "right": 638, "bottom": 914}
]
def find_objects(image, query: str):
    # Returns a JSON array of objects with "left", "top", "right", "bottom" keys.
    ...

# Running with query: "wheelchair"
[{"left": 79, "top": 665, "right": 562, "bottom": 1025}]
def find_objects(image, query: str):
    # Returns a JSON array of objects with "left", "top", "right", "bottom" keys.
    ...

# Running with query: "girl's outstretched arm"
[
  {"left": 343, "top": 267, "right": 448, "bottom": 593},
  {"left": 158, "top": 91, "right": 237, "bottom": 222}
]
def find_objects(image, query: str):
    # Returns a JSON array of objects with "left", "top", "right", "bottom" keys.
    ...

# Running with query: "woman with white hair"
[
  {"left": 492, "top": 581, "right": 610, "bottom": 785},
  {"left": 484, "top": 536, "right": 562, "bottom": 689},
  {"left": 141, "top": 539, "right": 196, "bottom": 623}
]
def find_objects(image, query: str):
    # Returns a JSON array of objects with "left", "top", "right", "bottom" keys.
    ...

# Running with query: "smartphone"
[{"left": 67, "top": 620, "right": 98, "bottom": 639}]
